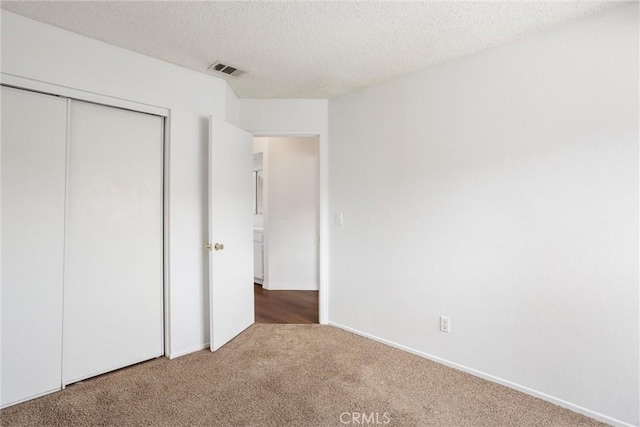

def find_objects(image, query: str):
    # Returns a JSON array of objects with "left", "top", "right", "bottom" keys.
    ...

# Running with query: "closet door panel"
[
  {"left": 63, "top": 101, "right": 163, "bottom": 385},
  {"left": 1, "top": 87, "right": 67, "bottom": 407}
]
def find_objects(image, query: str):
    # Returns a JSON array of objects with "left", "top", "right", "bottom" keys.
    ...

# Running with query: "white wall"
[
  {"left": 239, "top": 99, "right": 328, "bottom": 134},
  {"left": 328, "top": 4, "right": 638, "bottom": 425},
  {"left": 1, "top": 11, "right": 235, "bottom": 358},
  {"left": 225, "top": 84, "right": 240, "bottom": 127},
  {"left": 259, "top": 137, "right": 319, "bottom": 290}
]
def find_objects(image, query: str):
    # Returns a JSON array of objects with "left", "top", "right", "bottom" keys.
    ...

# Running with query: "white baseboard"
[
  {"left": 328, "top": 321, "right": 634, "bottom": 427},
  {"left": 266, "top": 282, "right": 318, "bottom": 291},
  {"left": 167, "top": 342, "right": 210, "bottom": 359}
]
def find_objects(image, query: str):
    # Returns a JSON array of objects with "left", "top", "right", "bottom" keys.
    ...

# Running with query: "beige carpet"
[{"left": 1, "top": 324, "right": 602, "bottom": 426}]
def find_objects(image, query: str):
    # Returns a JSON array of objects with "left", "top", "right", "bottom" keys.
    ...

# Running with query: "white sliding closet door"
[
  {"left": 1, "top": 87, "right": 67, "bottom": 407},
  {"left": 63, "top": 101, "right": 163, "bottom": 385}
]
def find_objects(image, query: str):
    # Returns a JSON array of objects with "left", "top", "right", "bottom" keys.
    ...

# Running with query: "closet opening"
[{"left": 1, "top": 83, "right": 169, "bottom": 408}]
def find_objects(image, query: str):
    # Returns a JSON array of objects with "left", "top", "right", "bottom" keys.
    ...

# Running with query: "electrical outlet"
[
  {"left": 335, "top": 211, "right": 344, "bottom": 226},
  {"left": 440, "top": 316, "right": 450, "bottom": 333}
]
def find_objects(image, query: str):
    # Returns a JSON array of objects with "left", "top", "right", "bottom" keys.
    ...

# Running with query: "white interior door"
[
  {"left": 209, "top": 116, "right": 254, "bottom": 351},
  {"left": 1, "top": 87, "right": 67, "bottom": 407},
  {"left": 62, "top": 100, "right": 164, "bottom": 385}
]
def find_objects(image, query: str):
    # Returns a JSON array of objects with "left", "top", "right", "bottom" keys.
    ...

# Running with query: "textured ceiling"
[{"left": 1, "top": 1, "right": 619, "bottom": 98}]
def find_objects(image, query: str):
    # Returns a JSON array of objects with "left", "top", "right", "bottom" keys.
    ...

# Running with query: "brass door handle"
[{"left": 214, "top": 243, "right": 224, "bottom": 251}]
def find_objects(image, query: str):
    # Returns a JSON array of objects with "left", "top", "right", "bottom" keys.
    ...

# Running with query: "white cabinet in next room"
[{"left": 253, "top": 229, "right": 264, "bottom": 284}]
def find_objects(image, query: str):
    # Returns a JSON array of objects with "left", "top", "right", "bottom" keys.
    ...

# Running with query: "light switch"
[{"left": 335, "top": 211, "right": 343, "bottom": 226}]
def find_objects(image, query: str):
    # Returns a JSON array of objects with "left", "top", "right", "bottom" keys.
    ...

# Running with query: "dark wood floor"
[{"left": 254, "top": 284, "right": 318, "bottom": 324}]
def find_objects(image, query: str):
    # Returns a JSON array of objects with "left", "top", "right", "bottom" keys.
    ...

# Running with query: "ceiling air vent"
[{"left": 208, "top": 61, "right": 246, "bottom": 78}]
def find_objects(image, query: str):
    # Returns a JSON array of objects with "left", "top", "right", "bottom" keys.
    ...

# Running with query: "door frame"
[
  {"left": 250, "top": 130, "right": 328, "bottom": 325},
  {"left": 0, "top": 73, "right": 173, "bottom": 357}
]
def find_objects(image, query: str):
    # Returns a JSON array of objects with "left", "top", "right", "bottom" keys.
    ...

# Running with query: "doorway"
[{"left": 252, "top": 136, "right": 320, "bottom": 324}]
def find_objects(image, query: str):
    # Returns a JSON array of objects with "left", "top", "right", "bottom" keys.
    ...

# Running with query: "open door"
[{"left": 208, "top": 116, "right": 254, "bottom": 351}]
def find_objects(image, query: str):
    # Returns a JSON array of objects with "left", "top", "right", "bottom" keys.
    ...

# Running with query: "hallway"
[{"left": 254, "top": 284, "right": 318, "bottom": 324}]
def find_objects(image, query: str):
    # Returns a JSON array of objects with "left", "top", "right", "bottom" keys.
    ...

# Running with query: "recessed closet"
[{"left": 1, "top": 86, "right": 164, "bottom": 408}]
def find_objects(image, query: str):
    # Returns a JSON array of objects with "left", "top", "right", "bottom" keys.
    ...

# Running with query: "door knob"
[{"left": 214, "top": 243, "right": 224, "bottom": 251}]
